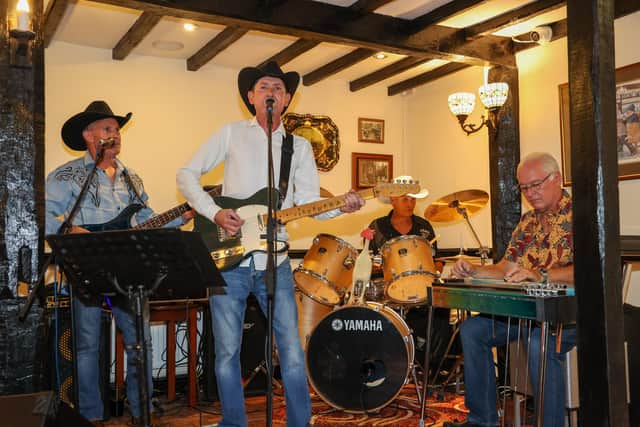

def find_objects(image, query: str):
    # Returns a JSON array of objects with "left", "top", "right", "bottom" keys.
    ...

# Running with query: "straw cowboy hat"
[
  {"left": 379, "top": 175, "right": 429, "bottom": 203},
  {"left": 237, "top": 61, "right": 300, "bottom": 115},
  {"left": 61, "top": 100, "right": 132, "bottom": 151}
]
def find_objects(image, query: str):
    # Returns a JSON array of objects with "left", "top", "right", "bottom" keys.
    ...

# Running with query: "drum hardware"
[{"left": 424, "top": 189, "right": 490, "bottom": 265}]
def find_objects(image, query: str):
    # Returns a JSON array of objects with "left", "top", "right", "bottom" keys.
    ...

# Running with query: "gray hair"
[{"left": 517, "top": 152, "right": 560, "bottom": 175}]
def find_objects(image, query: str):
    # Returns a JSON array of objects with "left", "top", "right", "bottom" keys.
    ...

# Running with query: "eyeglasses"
[{"left": 519, "top": 173, "right": 553, "bottom": 192}]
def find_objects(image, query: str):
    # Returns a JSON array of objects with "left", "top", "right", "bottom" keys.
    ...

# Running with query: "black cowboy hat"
[
  {"left": 237, "top": 61, "right": 300, "bottom": 115},
  {"left": 61, "top": 100, "right": 132, "bottom": 150}
]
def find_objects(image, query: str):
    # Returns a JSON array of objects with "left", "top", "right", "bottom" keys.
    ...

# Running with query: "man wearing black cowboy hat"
[
  {"left": 177, "top": 62, "right": 364, "bottom": 426},
  {"left": 46, "top": 100, "right": 193, "bottom": 426}
]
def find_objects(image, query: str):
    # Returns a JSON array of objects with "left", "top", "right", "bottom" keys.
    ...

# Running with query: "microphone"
[{"left": 265, "top": 97, "right": 275, "bottom": 113}]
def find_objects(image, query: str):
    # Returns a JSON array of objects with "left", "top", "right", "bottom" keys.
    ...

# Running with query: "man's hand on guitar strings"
[
  {"left": 340, "top": 189, "right": 365, "bottom": 213},
  {"left": 214, "top": 208, "right": 244, "bottom": 235}
]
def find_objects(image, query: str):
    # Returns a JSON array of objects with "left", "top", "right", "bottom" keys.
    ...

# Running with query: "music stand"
[{"left": 46, "top": 229, "right": 226, "bottom": 427}]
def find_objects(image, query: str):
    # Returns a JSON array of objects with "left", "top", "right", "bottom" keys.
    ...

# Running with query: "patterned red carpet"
[{"left": 277, "top": 386, "right": 470, "bottom": 426}]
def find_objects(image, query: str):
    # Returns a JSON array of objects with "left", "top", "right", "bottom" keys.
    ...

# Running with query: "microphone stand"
[
  {"left": 264, "top": 100, "right": 277, "bottom": 426},
  {"left": 18, "top": 146, "right": 106, "bottom": 321},
  {"left": 449, "top": 200, "right": 490, "bottom": 265}
]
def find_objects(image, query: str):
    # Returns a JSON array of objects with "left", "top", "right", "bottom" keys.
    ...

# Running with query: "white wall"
[
  {"left": 404, "top": 11, "right": 640, "bottom": 251},
  {"left": 44, "top": 42, "right": 407, "bottom": 250}
]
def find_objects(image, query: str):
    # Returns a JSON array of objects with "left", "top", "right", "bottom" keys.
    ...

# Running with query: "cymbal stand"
[{"left": 449, "top": 199, "right": 490, "bottom": 265}]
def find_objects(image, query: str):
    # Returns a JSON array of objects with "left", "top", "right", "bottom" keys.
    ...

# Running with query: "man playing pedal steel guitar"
[
  {"left": 176, "top": 61, "right": 364, "bottom": 427},
  {"left": 46, "top": 101, "right": 193, "bottom": 426},
  {"left": 445, "top": 152, "right": 575, "bottom": 427}
]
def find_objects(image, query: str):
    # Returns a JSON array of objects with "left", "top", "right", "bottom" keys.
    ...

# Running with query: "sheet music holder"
[{"left": 46, "top": 229, "right": 226, "bottom": 427}]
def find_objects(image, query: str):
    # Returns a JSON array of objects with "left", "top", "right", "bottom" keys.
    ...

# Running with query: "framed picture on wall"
[
  {"left": 358, "top": 118, "right": 385, "bottom": 143},
  {"left": 559, "top": 61, "right": 640, "bottom": 185},
  {"left": 352, "top": 152, "right": 393, "bottom": 190}
]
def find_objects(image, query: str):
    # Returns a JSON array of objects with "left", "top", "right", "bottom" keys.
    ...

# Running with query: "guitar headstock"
[{"left": 373, "top": 181, "right": 421, "bottom": 197}]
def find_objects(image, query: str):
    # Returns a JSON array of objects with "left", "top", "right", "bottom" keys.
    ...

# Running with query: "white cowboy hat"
[{"left": 379, "top": 175, "right": 429, "bottom": 203}]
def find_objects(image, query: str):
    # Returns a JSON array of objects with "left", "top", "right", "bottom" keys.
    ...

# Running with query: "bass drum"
[{"left": 306, "top": 302, "right": 414, "bottom": 413}]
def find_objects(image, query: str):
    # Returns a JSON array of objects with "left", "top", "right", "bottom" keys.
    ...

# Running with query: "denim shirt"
[{"left": 46, "top": 152, "right": 182, "bottom": 235}]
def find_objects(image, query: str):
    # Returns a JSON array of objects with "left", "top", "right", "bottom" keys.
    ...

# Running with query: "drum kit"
[{"left": 292, "top": 189, "right": 490, "bottom": 413}]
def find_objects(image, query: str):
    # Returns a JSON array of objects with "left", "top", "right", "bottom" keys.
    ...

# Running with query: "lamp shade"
[
  {"left": 448, "top": 92, "right": 475, "bottom": 116},
  {"left": 478, "top": 82, "right": 509, "bottom": 110}
]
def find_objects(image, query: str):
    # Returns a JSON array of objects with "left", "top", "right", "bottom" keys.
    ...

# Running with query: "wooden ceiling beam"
[
  {"left": 303, "top": 48, "right": 374, "bottom": 86},
  {"left": 187, "top": 27, "right": 249, "bottom": 71},
  {"left": 388, "top": 62, "right": 470, "bottom": 96},
  {"left": 90, "top": 0, "right": 514, "bottom": 67},
  {"left": 410, "top": 0, "right": 489, "bottom": 29},
  {"left": 464, "top": 0, "right": 565, "bottom": 38},
  {"left": 258, "top": 0, "right": 393, "bottom": 69},
  {"left": 350, "top": 56, "right": 432, "bottom": 92},
  {"left": 112, "top": 11, "right": 163, "bottom": 60},
  {"left": 43, "top": 0, "right": 71, "bottom": 48},
  {"left": 259, "top": 39, "right": 320, "bottom": 68},
  {"left": 349, "top": 0, "right": 395, "bottom": 14}
]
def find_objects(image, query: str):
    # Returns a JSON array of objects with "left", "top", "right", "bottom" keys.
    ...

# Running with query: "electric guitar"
[
  {"left": 194, "top": 182, "right": 421, "bottom": 271},
  {"left": 82, "top": 185, "right": 222, "bottom": 231}
]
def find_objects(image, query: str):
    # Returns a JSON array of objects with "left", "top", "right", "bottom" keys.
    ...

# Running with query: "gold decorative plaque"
[{"left": 283, "top": 113, "right": 340, "bottom": 172}]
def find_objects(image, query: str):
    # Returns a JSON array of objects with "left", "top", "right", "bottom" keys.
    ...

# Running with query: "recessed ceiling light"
[
  {"left": 373, "top": 52, "right": 387, "bottom": 60},
  {"left": 183, "top": 23, "right": 197, "bottom": 32},
  {"left": 152, "top": 40, "right": 185, "bottom": 51}
]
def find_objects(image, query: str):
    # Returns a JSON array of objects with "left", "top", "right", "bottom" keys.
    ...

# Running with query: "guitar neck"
[
  {"left": 135, "top": 184, "right": 222, "bottom": 230},
  {"left": 276, "top": 188, "right": 376, "bottom": 224}
]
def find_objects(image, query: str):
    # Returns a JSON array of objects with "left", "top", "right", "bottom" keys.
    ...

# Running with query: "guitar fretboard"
[
  {"left": 135, "top": 185, "right": 222, "bottom": 230},
  {"left": 274, "top": 183, "right": 418, "bottom": 224}
]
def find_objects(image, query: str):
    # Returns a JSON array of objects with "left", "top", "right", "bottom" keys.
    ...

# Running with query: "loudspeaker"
[
  {"left": 46, "top": 302, "right": 111, "bottom": 418},
  {"left": 0, "top": 391, "right": 93, "bottom": 427},
  {"left": 202, "top": 295, "right": 268, "bottom": 400}
]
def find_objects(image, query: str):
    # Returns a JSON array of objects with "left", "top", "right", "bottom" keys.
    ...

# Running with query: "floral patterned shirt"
[{"left": 504, "top": 189, "right": 573, "bottom": 270}]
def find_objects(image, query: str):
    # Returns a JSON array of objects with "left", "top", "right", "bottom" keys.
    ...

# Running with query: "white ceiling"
[{"left": 43, "top": 0, "right": 567, "bottom": 88}]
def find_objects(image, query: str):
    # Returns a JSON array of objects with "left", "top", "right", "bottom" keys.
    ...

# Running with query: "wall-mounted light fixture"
[
  {"left": 9, "top": 0, "right": 35, "bottom": 68},
  {"left": 447, "top": 67, "right": 509, "bottom": 136}
]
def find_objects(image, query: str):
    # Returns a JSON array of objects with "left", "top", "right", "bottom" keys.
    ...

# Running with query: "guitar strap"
[{"left": 278, "top": 133, "right": 294, "bottom": 209}]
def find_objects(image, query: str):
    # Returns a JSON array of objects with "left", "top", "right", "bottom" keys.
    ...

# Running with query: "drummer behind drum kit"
[{"left": 292, "top": 188, "right": 490, "bottom": 413}]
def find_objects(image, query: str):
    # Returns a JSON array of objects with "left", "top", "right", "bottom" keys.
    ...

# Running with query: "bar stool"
[{"left": 115, "top": 301, "right": 206, "bottom": 407}]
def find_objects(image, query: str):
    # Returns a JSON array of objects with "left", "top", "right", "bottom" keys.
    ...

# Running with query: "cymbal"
[
  {"left": 435, "top": 254, "right": 482, "bottom": 264},
  {"left": 424, "top": 189, "right": 489, "bottom": 223}
]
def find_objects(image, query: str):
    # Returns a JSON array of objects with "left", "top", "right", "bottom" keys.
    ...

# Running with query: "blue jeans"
[
  {"left": 73, "top": 296, "right": 153, "bottom": 421},
  {"left": 459, "top": 316, "right": 577, "bottom": 427},
  {"left": 210, "top": 259, "right": 311, "bottom": 427}
]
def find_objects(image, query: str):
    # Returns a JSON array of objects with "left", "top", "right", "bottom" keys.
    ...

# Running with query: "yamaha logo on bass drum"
[{"left": 331, "top": 317, "right": 383, "bottom": 332}]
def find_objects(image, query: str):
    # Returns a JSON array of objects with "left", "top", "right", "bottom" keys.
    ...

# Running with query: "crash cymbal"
[
  {"left": 435, "top": 254, "right": 482, "bottom": 264},
  {"left": 424, "top": 189, "right": 489, "bottom": 223}
]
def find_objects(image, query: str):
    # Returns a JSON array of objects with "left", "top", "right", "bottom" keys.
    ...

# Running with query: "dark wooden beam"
[
  {"left": 410, "top": 0, "right": 488, "bottom": 29},
  {"left": 187, "top": 27, "right": 248, "bottom": 71},
  {"left": 567, "top": 0, "right": 628, "bottom": 425},
  {"left": 350, "top": 56, "right": 431, "bottom": 92},
  {"left": 464, "top": 0, "right": 564, "bottom": 38},
  {"left": 112, "top": 11, "right": 163, "bottom": 60},
  {"left": 388, "top": 62, "right": 470, "bottom": 96},
  {"left": 303, "top": 48, "right": 373, "bottom": 86},
  {"left": 615, "top": 0, "right": 640, "bottom": 17},
  {"left": 259, "top": 39, "right": 320, "bottom": 68},
  {"left": 487, "top": 66, "right": 520, "bottom": 263},
  {"left": 91, "top": 0, "right": 514, "bottom": 66},
  {"left": 43, "top": 0, "right": 71, "bottom": 48},
  {"left": 349, "top": 0, "right": 395, "bottom": 14}
]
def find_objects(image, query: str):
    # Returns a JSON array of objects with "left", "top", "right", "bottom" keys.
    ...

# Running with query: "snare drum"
[
  {"left": 381, "top": 235, "right": 436, "bottom": 305},
  {"left": 293, "top": 234, "right": 357, "bottom": 305},
  {"left": 306, "top": 302, "right": 414, "bottom": 413}
]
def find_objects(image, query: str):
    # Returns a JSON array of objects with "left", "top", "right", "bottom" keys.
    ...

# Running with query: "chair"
[{"left": 115, "top": 301, "right": 206, "bottom": 407}]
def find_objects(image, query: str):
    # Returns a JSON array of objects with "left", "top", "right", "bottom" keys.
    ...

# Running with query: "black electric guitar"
[
  {"left": 194, "top": 181, "right": 421, "bottom": 271},
  {"left": 82, "top": 185, "right": 222, "bottom": 231}
]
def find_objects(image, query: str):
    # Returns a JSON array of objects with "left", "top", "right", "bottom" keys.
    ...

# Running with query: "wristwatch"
[{"left": 538, "top": 268, "right": 549, "bottom": 284}]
